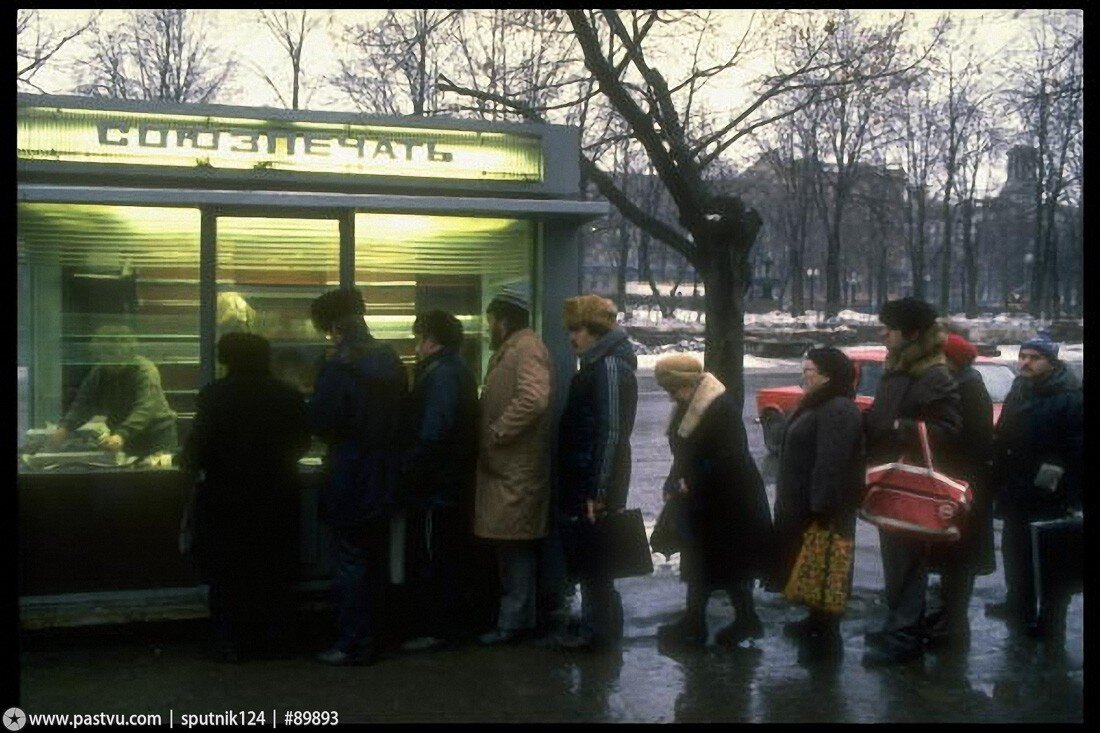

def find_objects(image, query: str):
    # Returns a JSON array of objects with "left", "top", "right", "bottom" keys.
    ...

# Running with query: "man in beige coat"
[{"left": 475, "top": 283, "right": 553, "bottom": 645}]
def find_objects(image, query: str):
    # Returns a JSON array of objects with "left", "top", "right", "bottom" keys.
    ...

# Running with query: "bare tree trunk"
[
  {"left": 615, "top": 220, "right": 630, "bottom": 311},
  {"left": 826, "top": 205, "right": 843, "bottom": 316},
  {"left": 940, "top": 194, "right": 954, "bottom": 313},
  {"left": 789, "top": 247, "right": 805, "bottom": 315},
  {"left": 692, "top": 196, "right": 762, "bottom": 411},
  {"left": 962, "top": 200, "right": 979, "bottom": 317},
  {"left": 915, "top": 194, "right": 929, "bottom": 299}
]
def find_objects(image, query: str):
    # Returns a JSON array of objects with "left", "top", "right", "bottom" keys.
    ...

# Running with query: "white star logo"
[{"left": 2, "top": 708, "right": 26, "bottom": 731}]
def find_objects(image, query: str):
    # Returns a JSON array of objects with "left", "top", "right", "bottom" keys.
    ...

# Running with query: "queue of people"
[{"left": 178, "top": 287, "right": 1082, "bottom": 668}]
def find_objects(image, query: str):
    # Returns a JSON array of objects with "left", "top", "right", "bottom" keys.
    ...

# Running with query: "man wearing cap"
[
  {"left": 474, "top": 283, "right": 554, "bottom": 645},
  {"left": 923, "top": 332, "right": 995, "bottom": 651},
  {"left": 554, "top": 295, "right": 638, "bottom": 651},
  {"left": 987, "top": 332, "right": 1082, "bottom": 643},
  {"left": 862, "top": 297, "right": 963, "bottom": 666}
]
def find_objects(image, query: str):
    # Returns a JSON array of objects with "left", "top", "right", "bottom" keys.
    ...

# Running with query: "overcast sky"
[{"left": 26, "top": 9, "right": 1046, "bottom": 110}]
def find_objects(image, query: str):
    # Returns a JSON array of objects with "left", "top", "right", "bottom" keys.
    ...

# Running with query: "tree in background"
[
  {"left": 955, "top": 100, "right": 999, "bottom": 317},
  {"left": 928, "top": 16, "right": 1000, "bottom": 315},
  {"left": 17, "top": 10, "right": 99, "bottom": 93},
  {"left": 746, "top": 104, "right": 822, "bottom": 315},
  {"left": 334, "top": 10, "right": 458, "bottom": 116},
  {"left": 74, "top": 9, "right": 235, "bottom": 103},
  {"left": 1003, "top": 11, "right": 1082, "bottom": 317},
  {"left": 892, "top": 75, "right": 941, "bottom": 301},
  {"left": 442, "top": 10, "right": 937, "bottom": 405},
  {"left": 254, "top": 10, "right": 328, "bottom": 110},
  {"left": 810, "top": 11, "right": 933, "bottom": 317}
]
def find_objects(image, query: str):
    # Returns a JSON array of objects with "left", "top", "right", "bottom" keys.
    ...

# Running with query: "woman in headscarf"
[
  {"left": 653, "top": 355, "right": 773, "bottom": 648},
  {"left": 772, "top": 346, "right": 864, "bottom": 662}
]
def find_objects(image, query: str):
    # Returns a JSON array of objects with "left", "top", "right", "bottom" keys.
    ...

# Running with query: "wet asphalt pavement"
[{"left": 18, "top": 368, "right": 1084, "bottom": 723}]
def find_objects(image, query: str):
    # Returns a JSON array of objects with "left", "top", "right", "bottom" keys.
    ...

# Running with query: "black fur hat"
[{"left": 879, "top": 297, "right": 938, "bottom": 334}]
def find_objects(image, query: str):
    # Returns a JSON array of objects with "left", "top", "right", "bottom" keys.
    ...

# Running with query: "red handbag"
[{"left": 861, "top": 421, "right": 972, "bottom": 542}]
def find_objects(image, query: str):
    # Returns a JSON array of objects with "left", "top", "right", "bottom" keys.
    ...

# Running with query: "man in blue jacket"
[
  {"left": 987, "top": 332, "right": 1083, "bottom": 643},
  {"left": 399, "top": 310, "right": 481, "bottom": 652},
  {"left": 555, "top": 295, "right": 638, "bottom": 651},
  {"left": 309, "top": 288, "right": 407, "bottom": 666}
]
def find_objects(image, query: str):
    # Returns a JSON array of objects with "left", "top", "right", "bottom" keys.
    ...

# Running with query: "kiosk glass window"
[
  {"left": 17, "top": 203, "right": 200, "bottom": 467},
  {"left": 214, "top": 216, "right": 339, "bottom": 395},
  {"left": 353, "top": 213, "right": 535, "bottom": 379}
]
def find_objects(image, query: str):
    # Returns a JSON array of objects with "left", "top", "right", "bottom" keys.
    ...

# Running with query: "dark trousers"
[
  {"left": 331, "top": 517, "right": 390, "bottom": 656},
  {"left": 579, "top": 572, "right": 624, "bottom": 646},
  {"left": 208, "top": 566, "right": 294, "bottom": 656},
  {"left": 1001, "top": 510, "right": 1071, "bottom": 634},
  {"left": 407, "top": 507, "right": 464, "bottom": 641},
  {"left": 879, "top": 530, "right": 928, "bottom": 645},
  {"left": 935, "top": 565, "right": 976, "bottom": 633},
  {"left": 198, "top": 503, "right": 297, "bottom": 658},
  {"left": 537, "top": 520, "right": 572, "bottom": 635},
  {"left": 493, "top": 540, "right": 538, "bottom": 631}
]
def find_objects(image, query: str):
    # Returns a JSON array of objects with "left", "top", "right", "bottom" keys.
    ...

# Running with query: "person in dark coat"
[
  {"left": 554, "top": 295, "right": 638, "bottom": 651},
  {"left": 653, "top": 355, "right": 773, "bottom": 648},
  {"left": 772, "top": 347, "right": 863, "bottom": 662},
  {"left": 180, "top": 333, "right": 311, "bottom": 662},
  {"left": 924, "top": 332, "right": 995, "bottom": 651},
  {"left": 309, "top": 289, "right": 407, "bottom": 666},
  {"left": 862, "top": 297, "right": 962, "bottom": 667},
  {"left": 987, "top": 332, "right": 1083, "bottom": 643},
  {"left": 398, "top": 310, "right": 482, "bottom": 652}
]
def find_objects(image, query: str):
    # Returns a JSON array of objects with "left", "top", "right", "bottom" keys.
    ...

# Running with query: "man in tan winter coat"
[{"left": 475, "top": 283, "right": 553, "bottom": 645}]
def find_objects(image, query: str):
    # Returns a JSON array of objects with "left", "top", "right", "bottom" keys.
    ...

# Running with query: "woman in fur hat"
[{"left": 653, "top": 355, "right": 774, "bottom": 648}]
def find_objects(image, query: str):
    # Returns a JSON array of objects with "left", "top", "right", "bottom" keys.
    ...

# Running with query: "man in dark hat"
[
  {"left": 862, "top": 297, "right": 963, "bottom": 666},
  {"left": 986, "top": 331, "right": 1082, "bottom": 643},
  {"left": 309, "top": 288, "right": 407, "bottom": 666}
]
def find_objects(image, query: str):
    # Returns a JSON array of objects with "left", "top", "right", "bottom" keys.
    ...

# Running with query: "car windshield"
[
  {"left": 856, "top": 362, "right": 882, "bottom": 397},
  {"left": 974, "top": 363, "right": 1016, "bottom": 402}
]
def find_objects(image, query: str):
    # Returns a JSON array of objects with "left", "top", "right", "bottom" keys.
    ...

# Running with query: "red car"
[{"left": 755, "top": 346, "right": 1016, "bottom": 454}]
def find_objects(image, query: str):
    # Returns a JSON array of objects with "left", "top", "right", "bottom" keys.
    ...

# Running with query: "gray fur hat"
[{"left": 489, "top": 282, "right": 532, "bottom": 313}]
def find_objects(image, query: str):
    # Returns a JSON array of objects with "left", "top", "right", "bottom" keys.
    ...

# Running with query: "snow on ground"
[
  {"left": 633, "top": 343, "right": 1083, "bottom": 373},
  {"left": 625, "top": 309, "right": 1081, "bottom": 332},
  {"left": 635, "top": 351, "right": 802, "bottom": 372}
]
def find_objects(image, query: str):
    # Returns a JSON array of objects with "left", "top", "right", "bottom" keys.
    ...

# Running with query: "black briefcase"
[
  {"left": 1030, "top": 514, "right": 1083, "bottom": 600},
  {"left": 561, "top": 508, "right": 654, "bottom": 580}
]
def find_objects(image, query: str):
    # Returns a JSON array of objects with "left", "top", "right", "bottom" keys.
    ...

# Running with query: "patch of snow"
[{"left": 635, "top": 351, "right": 802, "bottom": 372}]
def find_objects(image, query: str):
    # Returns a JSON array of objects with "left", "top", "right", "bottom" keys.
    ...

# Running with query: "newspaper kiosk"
[{"left": 17, "top": 93, "right": 606, "bottom": 626}]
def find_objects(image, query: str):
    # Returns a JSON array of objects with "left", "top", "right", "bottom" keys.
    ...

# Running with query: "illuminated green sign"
[{"left": 17, "top": 106, "right": 544, "bottom": 182}]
